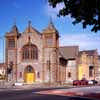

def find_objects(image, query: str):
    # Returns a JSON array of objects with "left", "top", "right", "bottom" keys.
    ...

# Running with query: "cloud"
[
  {"left": 45, "top": 2, "right": 65, "bottom": 19},
  {"left": 44, "top": 2, "right": 74, "bottom": 23},
  {"left": 60, "top": 33, "right": 100, "bottom": 54}
]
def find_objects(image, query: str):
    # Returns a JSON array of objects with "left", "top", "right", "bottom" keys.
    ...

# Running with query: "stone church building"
[
  {"left": 5, "top": 21, "right": 60, "bottom": 84},
  {"left": 5, "top": 21, "right": 100, "bottom": 84}
]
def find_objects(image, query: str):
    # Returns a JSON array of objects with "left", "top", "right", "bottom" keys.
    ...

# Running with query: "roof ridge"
[
  {"left": 80, "top": 49, "right": 96, "bottom": 52},
  {"left": 60, "top": 46, "right": 79, "bottom": 48}
]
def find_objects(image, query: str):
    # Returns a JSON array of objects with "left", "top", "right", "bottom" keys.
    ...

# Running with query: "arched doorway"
[{"left": 24, "top": 65, "right": 35, "bottom": 84}]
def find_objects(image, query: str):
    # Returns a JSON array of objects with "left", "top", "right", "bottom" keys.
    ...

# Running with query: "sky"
[{"left": 0, "top": 0, "right": 100, "bottom": 62}]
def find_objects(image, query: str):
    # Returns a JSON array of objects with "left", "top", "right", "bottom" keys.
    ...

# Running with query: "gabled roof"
[
  {"left": 79, "top": 50, "right": 97, "bottom": 56},
  {"left": 24, "top": 26, "right": 40, "bottom": 34},
  {"left": 24, "top": 21, "right": 41, "bottom": 35},
  {"left": 10, "top": 25, "right": 19, "bottom": 33},
  {"left": 5, "top": 24, "right": 19, "bottom": 37},
  {"left": 43, "top": 20, "right": 59, "bottom": 36},
  {"left": 59, "top": 46, "right": 79, "bottom": 59}
]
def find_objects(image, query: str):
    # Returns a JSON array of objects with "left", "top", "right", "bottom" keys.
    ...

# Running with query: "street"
[{"left": 0, "top": 87, "right": 96, "bottom": 100}]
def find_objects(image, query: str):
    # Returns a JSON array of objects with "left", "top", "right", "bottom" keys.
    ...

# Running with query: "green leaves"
[{"left": 48, "top": 0, "right": 100, "bottom": 32}]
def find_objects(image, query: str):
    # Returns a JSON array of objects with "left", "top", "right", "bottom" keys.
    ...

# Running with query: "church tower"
[
  {"left": 42, "top": 20, "right": 59, "bottom": 83},
  {"left": 5, "top": 23, "right": 19, "bottom": 82}
]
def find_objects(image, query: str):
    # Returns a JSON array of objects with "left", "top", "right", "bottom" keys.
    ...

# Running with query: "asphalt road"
[{"left": 0, "top": 88, "right": 96, "bottom": 100}]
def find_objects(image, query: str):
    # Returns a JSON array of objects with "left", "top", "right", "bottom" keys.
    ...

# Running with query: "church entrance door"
[{"left": 24, "top": 65, "right": 35, "bottom": 84}]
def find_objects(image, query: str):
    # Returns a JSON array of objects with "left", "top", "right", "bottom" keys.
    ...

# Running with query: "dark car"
[
  {"left": 91, "top": 80, "right": 98, "bottom": 85},
  {"left": 80, "top": 79, "right": 88, "bottom": 85},
  {"left": 73, "top": 78, "right": 88, "bottom": 86},
  {"left": 73, "top": 80, "right": 81, "bottom": 86}
]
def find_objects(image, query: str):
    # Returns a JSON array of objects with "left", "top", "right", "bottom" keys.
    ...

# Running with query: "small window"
[
  {"left": 47, "top": 60, "right": 50, "bottom": 70},
  {"left": 46, "top": 38, "right": 53, "bottom": 46},
  {"left": 68, "top": 72, "right": 71, "bottom": 78},
  {"left": 37, "top": 72, "right": 40, "bottom": 78},
  {"left": 8, "top": 39, "right": 15, "bottom": 48},
  {"left": 19, "top": 72, "right": 22, "bottom": 78},
  {"left": 89, "top": 66, "right": 94, "bottom": 77}
]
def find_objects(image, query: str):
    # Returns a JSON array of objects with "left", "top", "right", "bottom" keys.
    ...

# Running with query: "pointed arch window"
[{"left": 22, "top": 44, "right": 38, "bottom": 60}]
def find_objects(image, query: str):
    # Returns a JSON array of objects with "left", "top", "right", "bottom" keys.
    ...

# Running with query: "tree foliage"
[{"left": 48, "top": 0, "right": 100, "bottom": 32}]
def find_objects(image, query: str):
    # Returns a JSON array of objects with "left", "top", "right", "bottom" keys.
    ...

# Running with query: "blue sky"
[{"left": 0, "top": 0, "right": 100, "bottom": 62}]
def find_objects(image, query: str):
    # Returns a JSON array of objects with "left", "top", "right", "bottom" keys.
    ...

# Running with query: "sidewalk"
[
  {"left": 36, "top": 86, "right": 100, "bottom": 99},
  {"left": 0, "top": 84, "right": 73, "bottom": 91}
]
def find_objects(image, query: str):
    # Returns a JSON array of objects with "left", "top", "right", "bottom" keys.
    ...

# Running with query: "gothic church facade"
[{"left": 5, "top": 21, "right": 59, "bottom": 84}]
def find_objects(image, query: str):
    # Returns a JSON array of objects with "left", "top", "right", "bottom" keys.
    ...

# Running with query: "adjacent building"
[
  {"left": 78, "top": 50, "right": 98, "bottom": 80},
  {"left": 96, "top": 56, "right": 100, "bottom": 82},
  {"left": 59, "top": 46, "right": 79, "bottom": 83}
]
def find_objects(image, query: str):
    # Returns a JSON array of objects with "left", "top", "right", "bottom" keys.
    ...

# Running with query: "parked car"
[
  {"left": 80, "top": 79, "right": 88, "bottom": 85},
  {"left": 88, "top": 80, "right": 93, "bottom": 85},
  {"left": 91, "top": 80, "right": 98, "bottom": 85},
  {"left": 88, "top": 80, "right": 98, "bottom": 85},
  {"left": 73, "top": 79, "right": 88, "bottom": 86},
  {"left": 73, "top": 80, "right": 81, "bottom": 86}
]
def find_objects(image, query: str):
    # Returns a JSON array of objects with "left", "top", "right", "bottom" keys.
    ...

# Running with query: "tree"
[{"left": 48, "top": 0, "right": 100, "bottom": 32}]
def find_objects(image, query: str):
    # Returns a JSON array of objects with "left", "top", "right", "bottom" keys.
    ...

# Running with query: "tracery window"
[{"left": 22, "top": 44, "right": 38, "bottom": 60}]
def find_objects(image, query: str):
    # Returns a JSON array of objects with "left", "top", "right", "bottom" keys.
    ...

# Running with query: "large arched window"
[{"left": 22, "top": 44, "right": 38, "bottom": 60}]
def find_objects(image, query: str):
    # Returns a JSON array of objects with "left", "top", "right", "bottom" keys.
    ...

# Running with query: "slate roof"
[
  {"left": 59, "top": 46, "right": 79, "bottom": 59},
  {"left": 79, "top": 50, "right": 97, "bottom": 56}
]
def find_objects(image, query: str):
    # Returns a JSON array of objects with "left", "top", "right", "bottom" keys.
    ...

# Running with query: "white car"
[{"left": 88, "top": 80, "right": 93, "bottom": 85}]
